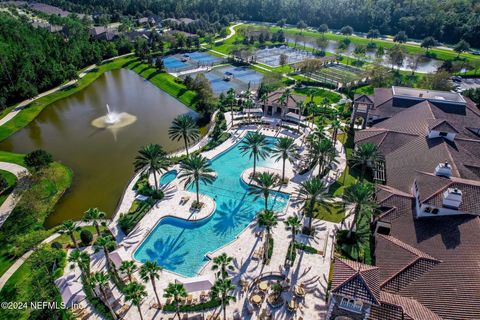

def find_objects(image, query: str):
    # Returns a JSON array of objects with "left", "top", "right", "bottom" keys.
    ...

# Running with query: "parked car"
[
  {"left": 451, "top": 76, "right": 462, "bottom": 83},
  {"left": 471, "top": 51, "right": 480, "bottom": 55}
]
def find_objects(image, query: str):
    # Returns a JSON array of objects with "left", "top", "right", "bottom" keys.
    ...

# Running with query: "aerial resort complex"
[{"left": 1, "top": 1, "right": 480, "bottom": 320}]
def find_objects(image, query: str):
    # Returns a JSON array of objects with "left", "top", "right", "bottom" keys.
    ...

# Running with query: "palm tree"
[
  {"left": 331, "top": 118, "right": 342, "bottom": 143},
  {"left": 226, "top": 88, "right": 236, "bottom": 125},
  {"left": 257, "top": 210, "right": 278, "bottom": 262},
  {"left": 249, "top": 172, "right": 278, "bottom": 211},
  {"left": 239, "top": 132, "right": 270, "bottom": 175},
  {"left": 178, "top": 154, "right": 216, "bottom": 203},
  {"left": 139, "top": 261, "right": 163, "bottom": 308},
  {"left": 163, "top": 283, "right": 188, "bottom": 320},
  {"left": 284, "top": 215, "right": 301, "bottom": 264},
  {"left": 259, "top": 92, "right": 269, "bottom": 115},
  {"left": 94, "top": 235, "right": 116, "bottom": 274},
  {"left": 91, "top": 271, "right": 117, "bottom": 320},
  {"left": 69, "top": 249, "right": 91, "bottom": 279},
  {"left": 169, "top": 115, "right": 200, "bottom": 156},
  {"left": 296, "top": 100, "right": 305, "bottom": 131},
  {"left": 124, "top": 281, "right": 147, "bottom": 320},
  {"left": 60, "top": 220, "right": 80, "bottom": 249},
  {"left": 280, "top": 88, "right": 293, "bottom": 119},
  {"left": 272, "top": 137, "right": 297, "bottom": 182},
  {"left": 119, "top": 260, "right": 137, "bottom": 283},
  {"left": 134, "top": 144, "right": 169, "bottom": 190},
  {"left": 244, "top": 99, "right": 254, "bottom": 122},
  {"left": 342, "top": 183, "right": 377, "bottom": 239},
  {"left": 297, "top": 177, "right": 331, "bottom": 233},
  {"left": 351, "top": 143, "right": 381, "bottom": 181},
  {"left": 309, "top": 138, "right": 335, "bottom": 176},
  {"left": 83, "top": 208, "right": 106, "bottom": 237},
  {"left": 212, "top": 253, "right": 235, "bottom": 280},
  {"left": 211, "top": 278, "right": 236, "bottom": 320}
]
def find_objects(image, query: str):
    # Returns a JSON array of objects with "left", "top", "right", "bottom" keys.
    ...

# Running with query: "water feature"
[
  {"left": 0, "top": 69, "right": 196, "bottom": 227},
  {"left": 160, "top": 170, "right": 177, "bottom": 186},
  {"left": 134, "top": 136, "right": 289, "bottom": 277},
  {"left": 91, "top": 104, "right": 137, "bottom": 129},
  {"left": 285, "top": 34, "right": 443, "bottom": 73}
]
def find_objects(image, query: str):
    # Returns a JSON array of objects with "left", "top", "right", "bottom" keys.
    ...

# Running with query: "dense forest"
[
  {"left": 0, "top": 13, "right": 133, "bottom": 108},
  {"left": 44, "top": 0, "right": 480, "bottom": 47}
]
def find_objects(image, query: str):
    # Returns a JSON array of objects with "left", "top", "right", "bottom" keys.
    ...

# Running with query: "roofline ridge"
[
  {"left": 380, "top": 256, "right": 441, "bottom": 288},
  {"left": 378, "top": 235, "right": 439, "bottom": 261}
]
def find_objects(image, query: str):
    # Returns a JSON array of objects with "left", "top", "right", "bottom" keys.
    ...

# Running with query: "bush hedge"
[
  {"left": 163, "top": 298, "right": 221, "bottom": 312},
  {"left": 80, "top": 229, "right": 93, "bottom": 246}
]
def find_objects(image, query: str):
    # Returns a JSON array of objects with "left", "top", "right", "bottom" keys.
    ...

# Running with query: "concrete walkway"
[
  {"left": 215, "top": 23, "right": 243, "bottom": 43},
  {"left": 0, "top": 162, "right": 28, "bottom": 228},
  {"left": 0, "top": 232, "right": 60, "bottom": 291}
]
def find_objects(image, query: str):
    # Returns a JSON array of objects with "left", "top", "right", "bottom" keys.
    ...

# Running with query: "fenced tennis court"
[
  {"left": 306, "top": 64, "right": 364, "bottom": 87},
  {"left": 186, "top": 65, "right": 264, "bottom": 95},
  {"left": 255, "top": 46, "right": 314, "bottom": 67},
  {"left": 161, "top": 51, "right": 224, "bottom": 73}
]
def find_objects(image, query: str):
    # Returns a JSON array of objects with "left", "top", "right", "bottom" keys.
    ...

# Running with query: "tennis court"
[
  {"left": 186, "top": 65, "right": 264, "bottom": 95},
  {"left": 255, "top": 46, "right": 314, "bottom": 67},
  {"left": 162, "top": 51, "right": 224, "bottom": 72}
]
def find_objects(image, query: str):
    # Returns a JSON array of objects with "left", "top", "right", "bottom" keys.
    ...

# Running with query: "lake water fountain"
[{"left": 91, "top": 103, "right": 137, "bottom": 129}]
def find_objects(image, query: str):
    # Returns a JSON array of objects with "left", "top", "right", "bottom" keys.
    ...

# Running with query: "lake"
[{"left": 0, "top": 69, "right": 196, "bottom": 227}]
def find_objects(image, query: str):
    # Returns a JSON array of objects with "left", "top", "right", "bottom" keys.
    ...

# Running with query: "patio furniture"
[
  {"left": 251, "top": 294, "right": 262, "bottom": 305},
  {"left": 186, "top": 294, "right": 193, "bottom": 304},
  {"left": 287, "top": 299, "right": 299, "bottom": 312},
  {"left": 258, "top": 281, "right": 268, "bottom": 292},
  {"left": 294, "top": 285, "right": 306, "bottom": 297}
]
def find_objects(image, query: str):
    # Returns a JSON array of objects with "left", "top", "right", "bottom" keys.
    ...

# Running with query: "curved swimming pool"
[
  {"left": 134, "top": 136, "right": 289, "bottom": 276},
  {"left": 160, "top": 170, "right": 177, "bottom": 186}
]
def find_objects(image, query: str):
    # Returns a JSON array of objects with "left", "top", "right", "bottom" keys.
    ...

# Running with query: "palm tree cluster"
[
  {"left": 178, "top": 154, "right": 216, "bottom": 205},
  {"left": 168, "top": 114, "right": 200, "bottom": 156},
  {"left": 210, "top": 253, "right": 237, "bottom": 320},
  {"left": 134, "top": 143, "right": 169, "bottom": 191},
  {"left": 239, "top": 131, "right": 271, "bottom": 175}
]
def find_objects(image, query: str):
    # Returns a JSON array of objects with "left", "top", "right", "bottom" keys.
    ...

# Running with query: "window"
[
  {"left": 439, "top": 132, "right": 448, "bottom": 137},
  {"left": 339, "top": 297, "right": 363, "bottom": 313}
]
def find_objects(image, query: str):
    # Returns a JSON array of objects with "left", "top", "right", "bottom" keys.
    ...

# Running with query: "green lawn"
[
  {"left": 294, "top": 87, "right": 342, "bottom": 104},
  {"left": 0, "top": 170, "right": 17, "bottom": 207},
  {"left": 313, "top": 202, "right": 345, "bottom": 223},
  {"left": 0, "top": 151, "right": 26, "bottom": 166},
  {"left": 55, "top": 225, "right": 108, "bottom": 248}
]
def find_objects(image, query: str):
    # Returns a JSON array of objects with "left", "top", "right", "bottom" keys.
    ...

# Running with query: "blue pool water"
[
  {"left": 134, "top": 136, "right": 289, "bottom": 276},
  {"left": 160, "top": 170, "right": 177, "bottom": 185}
]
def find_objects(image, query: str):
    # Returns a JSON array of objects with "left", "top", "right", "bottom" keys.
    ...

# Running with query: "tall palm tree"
[
  {"left": 280, "top": 88, "right": 293, "bottom": 119},
  {"left": 169, "top": 115, "right": 200, "bottom": 156},
  {"left": 134, "top": 144, "right": 169, "bottom": 190},
  {"left": 297, "top": 177, "right": 331, "bottom": 233},
  {"left": 309, "top": 138, "right": 335, "bottom": 176},
  {"left": 284, "top": 215, "right": 301, "bottom": 264},
  {"left": 260, "top": 92, "right": 269, "bottom": 115},
  {"left": 119, "top": 260, "right": 137, "bottom": 283},
  {"left": 272, "top": 137, "right": 297, "bottom": 182},
  {"left": 257, "top": 210, "right": 278, "bottom": 262},
  {"left": 69, "top": 249, "right": 90, "bottom": 279},
  {"left": 163, "top": 283, "right": 188, "bottom": 320},
  {"left": 239, "top": 132, "right": 270, "bottom": 175},
  {"left": 249, "top": 172, "right": 278, "bottom": 211},
  {"left": 331, "top": 118, "right": 342, "bottom": 143},
  {"left": 124, "top": 281, "right": 147, "bottom": 320},
  {"left": 342, "top": 183, "right": 377, "bottom": 239},
  {"left": 211, "top": 278, "right": 236, "bottom": 320},
  {"left": 351, "top": 143, "right": 381, "bottom": 181},
  {"left": 83, "top": 208, "right": 106, "bottom": 237},
  {"left": 139, "top": 261, "right": 163, "bottom": 308},
  {"left": 211, "top": 253, "right": 235, "bottom": 280},
  {"left": 60, "top": 220, "right": 80, "bottom": 249},
  {"left": 226, "top": 88, "right": 236, "bottom": 125},
  {"left": 94, "top": 235, "right": 116, "bottom": 274},
  {"left": 178, "top": 154, "right": 216, "bottom": 203},
  {"left": 91, "top": 271, "right": 117, "bottom": 320},
  {"left": 296, "top": 100, "right": 305, "bottom": 131}
]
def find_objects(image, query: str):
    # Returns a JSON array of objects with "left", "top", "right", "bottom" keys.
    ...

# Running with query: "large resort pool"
[{"left": 134, "top": 136, "right": 289, "bottom": 277}]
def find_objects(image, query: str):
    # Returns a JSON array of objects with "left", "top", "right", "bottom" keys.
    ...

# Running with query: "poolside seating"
[
  {"left": 180, "top": 196, "right": 190, "bottom": 205},
  {"left": 186, "top": 294, "right": 193, "bottom": 304},
  {"left": 165, "top": 297, "right": 172, "bottom": 305},
  {"left": 287, "top": 299, "right": 299, "bottom": 312},
  {"left": 252, "top": 248, "right": 264, "bottom": 260}
]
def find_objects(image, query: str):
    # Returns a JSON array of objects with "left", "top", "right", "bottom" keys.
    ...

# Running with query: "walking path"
[
  {"left": 0, "top": 162, "right": 28, "bottom": 228},
  {"left": 214, "top": 22, "right": 243, "bottom": 43}
]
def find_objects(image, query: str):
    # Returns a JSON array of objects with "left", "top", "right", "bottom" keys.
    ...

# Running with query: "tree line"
[{"left": 43, "top": 0, "right": 480, "bottom": 48}]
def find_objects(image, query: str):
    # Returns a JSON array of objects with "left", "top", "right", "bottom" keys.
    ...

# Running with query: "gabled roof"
[
  {"left": 354, "top": 94, "right": 374, "bottom": 104},
  {"left": 331, "top": 258, "right": 381, "bottom": 305},
  {"left": 429, "top": 120, "right": 459, "bottom": 133},
  {"left": 266, "top": 91, "right": 305, "bottom": 109},
  {"left": 379, "top": 292, "right": 443, "bottom": 320}
]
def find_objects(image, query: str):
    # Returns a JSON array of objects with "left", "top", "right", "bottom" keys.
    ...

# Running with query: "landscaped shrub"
[
  {"left": 80, "top": 229, "right": 93, "bottom": 246},
  {"left": 24, "top": 149, "right": 53, "bottom": 171},
  {"left": 82, "top": 277, "right": 114, "bottom": 320},
  {"left": 163, "top": 298, "right": 221, "bottom": 312},
  {"left": 267, "top": 236, "right": 274, "bottom": 261},
  {"left": 119, "top": 199, "right": 155, "bottom": 235}
]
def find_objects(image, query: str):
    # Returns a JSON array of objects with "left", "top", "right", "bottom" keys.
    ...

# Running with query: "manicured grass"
[
  {"left": 352, "top": 85, "right": 374, "bottom": 96},
  {"left": 0, "top": 170, "right": 17, "bottom": 207},
  {"left": 55, "top": 225, "right": 108, "bottom": 248},
  {"left": 313, "top": 202, "right": 345, "bottom": 223},
  {"left": 294, "top": 87, "right": 342, "bottom": 104},
  {"left": 0, "top": 151, "right": 26, "bottom": 166},
  {"left": 126, "top": 61, "right": 198, "bottom": 109}
]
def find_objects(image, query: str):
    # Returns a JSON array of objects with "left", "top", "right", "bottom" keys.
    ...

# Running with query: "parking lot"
[{"left": 451, "top": 76, "right": 480, "bottom": 93}]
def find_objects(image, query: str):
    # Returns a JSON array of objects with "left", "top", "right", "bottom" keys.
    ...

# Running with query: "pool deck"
[{"left": 66, "top": 114, "right": 349, "bottom": 320}]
